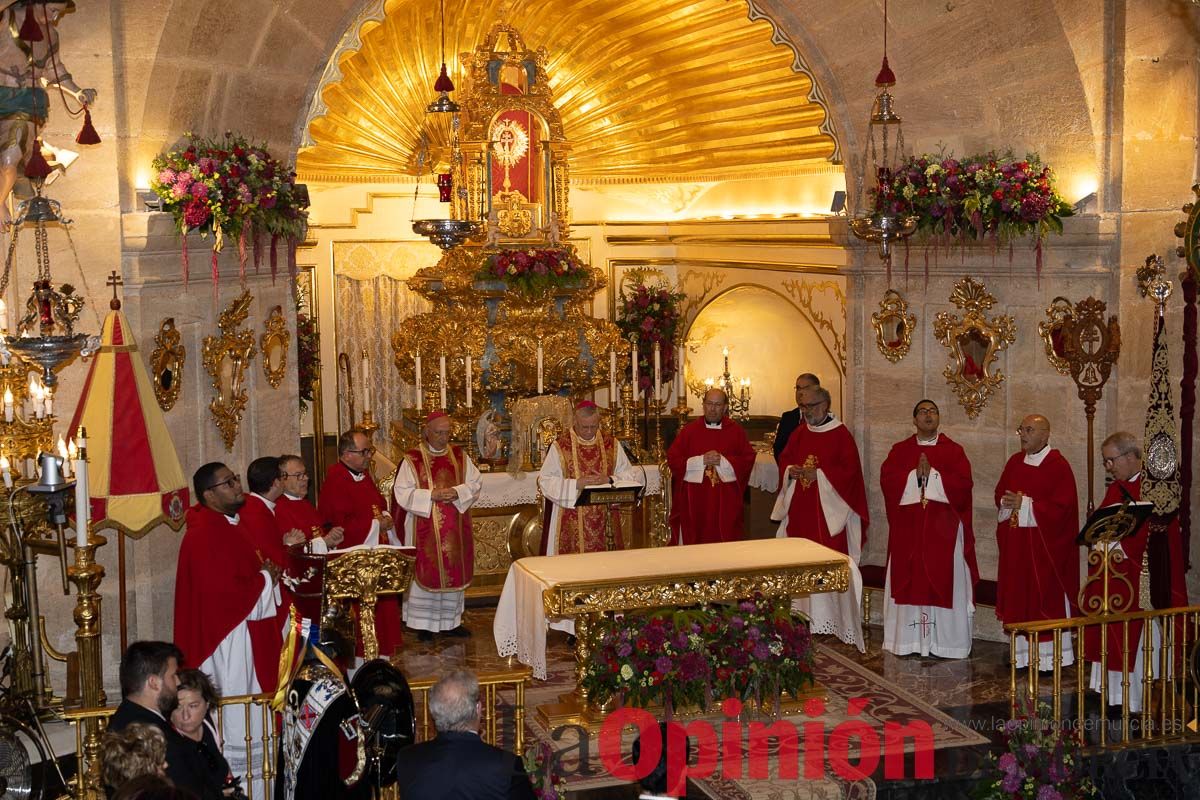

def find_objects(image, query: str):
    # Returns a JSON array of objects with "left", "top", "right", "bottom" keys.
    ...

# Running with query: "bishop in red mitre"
[
  {"left": 174, "top": 462, "right": 281, "bottom": 788},
  {"left": 666, "top": 389, "right": 755, "bottom": 545},
  {"left": 994, "top": 414, "right": 1080, "bottom": 671},
  {"left": 318, "top": 429, "right": 402, "bottom": 656},
  {"left": 879, "top": 399, "right": 978, "bottom": 659},
  {"left": 392, "top": 411, "right": 482, "bottom": 641},
  {"left": 774, "top": 385, "right": 869, "bottom": 651}
]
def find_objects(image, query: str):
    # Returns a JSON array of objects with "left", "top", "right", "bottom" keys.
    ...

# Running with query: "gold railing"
[
  {"left": 60, "top": 667, "right": 531, "bottom": 800},
  {"left": 1006, "top": 605, "right": 1200, "bottom": 749}
]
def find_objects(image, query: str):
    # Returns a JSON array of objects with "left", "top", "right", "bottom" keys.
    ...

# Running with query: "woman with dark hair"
[{"left": 170, "top": 669, "right": 243, "bottom": 799}]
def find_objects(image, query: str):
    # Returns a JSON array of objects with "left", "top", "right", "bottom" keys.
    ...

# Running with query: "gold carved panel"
[
  {"left": 202, "top": 291, "right": 257, "bottom": 451},
  {"left": 260, "top": 305, "right": 289, "bottom": 390},
  {"left": 871, "top": 289, "right": 916, "bottom": 363},
  {"left": 933, "top": 277, "right": 1016, "bottom": 419},
  {"left": 1038, "top": 297, "right": 1073, "bottom": 376},
  {"left": 150, "top": 318, "right": 185, "bottom": 412}
]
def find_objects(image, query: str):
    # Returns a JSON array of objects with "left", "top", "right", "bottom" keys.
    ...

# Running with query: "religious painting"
[
  {"left": 933, "top": 277, "right": 1015, "bottom": 419},
  {"left": 1038, "top": 296, "right": 1074, "bottom": 376},
  {"left": 870, "top": 289, "right": 915, "bottom": 363},
  {"left": 150, "top": 317, "right": 185, "bottom": 412}
]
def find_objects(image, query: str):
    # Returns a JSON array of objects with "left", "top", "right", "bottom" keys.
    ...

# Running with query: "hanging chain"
[
  {"left": 0, "top": 226, "right": 20, "bottom": 298},
  {"left": 34, "top": 221, "right": 50, "bottom": 282}
]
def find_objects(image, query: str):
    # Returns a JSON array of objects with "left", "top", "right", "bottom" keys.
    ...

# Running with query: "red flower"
[
  {"left": 183, "top": 198, "right": 211, "bottom": 228},
  {"left": 992, "top": 189, "right": 1004, "bottom": 201}
]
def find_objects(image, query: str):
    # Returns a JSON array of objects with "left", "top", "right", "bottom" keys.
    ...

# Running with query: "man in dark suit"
[
  {"left": 396, "top": 669, "right": 536, "bottom": 800},
  {"left": 773, "top": 373, "right": 820, "bottom": 462},
  {"left": 108, "top": 640, "right": 223, "bottom": 800}
]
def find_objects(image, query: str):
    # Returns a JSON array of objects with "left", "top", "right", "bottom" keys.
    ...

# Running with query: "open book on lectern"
[
  {"left": 576, "top": 480, "right": 644, "bottom": 507},
  {"left": 328, "top": 543, "right": 417, "bottom": 556},
  {"left": 1076, "top": 500, "right": 1154, "bottom": 547}
]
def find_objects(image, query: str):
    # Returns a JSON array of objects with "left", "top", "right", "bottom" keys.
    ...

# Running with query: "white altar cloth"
[
  {"left": 493, "top": 538, "right": 851, "bottom": 679},
  {"left": 748, "top": 450, "right": 779, "bottom": 493},
  {"left": 474, "top": 464, "right": 661, "bottom": 509}
]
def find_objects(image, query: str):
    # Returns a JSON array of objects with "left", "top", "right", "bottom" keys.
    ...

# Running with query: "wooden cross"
[{"left": 107, "top": 270, "right": 123, "bottom": 310}]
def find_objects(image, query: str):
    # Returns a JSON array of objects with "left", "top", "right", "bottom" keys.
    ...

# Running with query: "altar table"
[{"left": 493, "top": 537, "right": 850, "bottom": 680}]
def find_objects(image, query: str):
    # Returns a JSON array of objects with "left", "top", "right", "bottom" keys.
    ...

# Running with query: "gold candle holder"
[
  {"left": 356, "top": 409, "right": 380, "bottom": 438},
  {"left": 68, "top": 530, "right": 107, "bottom": 800}
]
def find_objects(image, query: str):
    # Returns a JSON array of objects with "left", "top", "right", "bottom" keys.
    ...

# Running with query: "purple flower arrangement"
[
  {"left": 522, "top": 740, "right": 566, "bottom": 800},
  {"left": 615, "top": 283, "right": 686, "bottom": 395},
  {"left": 581, "top": 596, "right": 815, "bottom": 712},
  {"left": 975, "top": 701, "right": 1095, "bottom": 800},
  {"left": 476, "top": 247, "right": 588, "bottom": 294}
]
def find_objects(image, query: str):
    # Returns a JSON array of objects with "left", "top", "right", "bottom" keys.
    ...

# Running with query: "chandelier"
[
  {"left": 688, "top": 346, "right": 752, "bottom": 421},
  {"left": 849, "top": 0, "right": 918, "bottom": 280}
]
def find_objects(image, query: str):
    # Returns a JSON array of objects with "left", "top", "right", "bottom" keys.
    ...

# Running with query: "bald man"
[{"left": 994, "top": 414, "right": 1080, "bottom": 670}]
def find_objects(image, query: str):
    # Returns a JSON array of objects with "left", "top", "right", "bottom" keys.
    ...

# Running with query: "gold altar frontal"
[{"left": 507, "top": 538, "right": 851, "bottom": 728}]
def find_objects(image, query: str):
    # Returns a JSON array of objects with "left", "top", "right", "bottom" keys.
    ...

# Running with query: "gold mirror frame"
[
  {"left": 260, "top": 305, "right": 289, "bottom": 390},
  {"left": 933, "top": 277, "right": 1016, "bottom": 419},
  {"left": 870, "top": 289, "right": 916, "bottom": 363},
  {"left": 202, "top": 291, "right": 257, "bottom": 451},
  {"left": 1038, "top": 296, "right": 1074, "bottom": 376},
  {"left": 150, "top": 318, "right": 185, "bottom": 412}
]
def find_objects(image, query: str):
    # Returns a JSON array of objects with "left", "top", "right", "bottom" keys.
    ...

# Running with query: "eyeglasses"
[
  {"left": 1014, "top": 426, "right": 1042, "bottom": 435},
  {"left": 799, "top": 402, "right": 826, "bottom": 411},
  {"left": 280, "top": 471, "right": 308, "bottom": 479},
  {"left": 1102, "top": 452, "right": 1134, "bottom": 467},
  {"left": 206, "top": 475, "right": 240, "bottom": 492},
  {"left": 347, "top": 447, "right": 375, "bottom": 456}
]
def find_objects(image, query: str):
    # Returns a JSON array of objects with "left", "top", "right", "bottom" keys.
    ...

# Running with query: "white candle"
[
  {"left": 3, "top": 389, "right": 11, "bottom": 422},
  {"left": 632, "top": 342, "right": 639, "bottom": 402},
  {"left": 73, "top": 448, "right": 88, "bottom": 548},
  {"left": 415, "top": 355, "right": 423, "bottom": 412},
  {"left": 677, "top": 344, "right": 685, "bottom": 401},
  {"left": 58, "top": 437, "right": 70, "bottom": 478},
  {"left": 0, "top": 456, "right": 11, "bottom": 489},
  {"left": 43, "top": 388, "right": 52, "bottom": 418},
  {"left": 536, "top": 342, "right": 544, "bottom": 394},
  {"left": 439, "top": 355, "right": 448, "bottom": 409},
  {"left": 654, "top": 345, "right": 662, "bottom": 404},
  {"left": 609, "top": 350, "right": 617, "bottom": 406},
  {"left": 465, "top": 355, "right": 473, "bottom": 409},
  {"left": 361, "top": 351, "right": 371, "bottom": 414}
]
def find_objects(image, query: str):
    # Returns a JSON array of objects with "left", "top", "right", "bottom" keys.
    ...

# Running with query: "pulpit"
[{"left": 323, "top": 545, "right": 416, "bottom": 660}]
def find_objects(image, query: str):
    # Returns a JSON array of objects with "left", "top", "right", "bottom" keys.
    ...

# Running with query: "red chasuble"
[
  {"left": 174, "top": 504, "right": 272, "bottom": 670},
  {"left": 275, "top": 494, "right": 325, "bottom": 624},
  {"left": 540, "top": 431, "right": 624, "bottom": 555},
  {"left": 404, "top": 444, "right": 474, "bottom": 591},
  {"left": 666, "top": 417, "right": 755, "bottom": 545},
  {"left": 777, "top": 421, "right": 870, "bottom": 552},
  {"left": 238, "top": 494, "right": 288, "bottom": 693},
  {"left": 317, "top": 462, "right": 403, "bottom": 656},
  {"left": 879, "top": 434, "right": 978, "bottom": 607},
  {"left": 993, "top": 449, "right": 1080, "bottom": 629},
  {"left": 1083, "top": 478, "right": 1152, "bottom": 671}
]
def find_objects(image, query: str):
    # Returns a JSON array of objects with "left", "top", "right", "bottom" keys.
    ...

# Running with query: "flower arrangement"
[
  {"left": 522, "top": 740, "right": 567, "bottom": 800},
  {"left": 295, "top": 310, "right": 319, "bottom": 413},
  {"left": 475, "top": 247, "right": 588, "bottom": 294},
  {"left": 616, "top": 282, "right": 686, "bottom": 397},
  {"left": 975, "top": 702, "right": 1096, "bottom": 800},
  {"left": 151, "top": 132, "right": 309, "bottom": 285},
  {"left": 872, "top": 151, "right": 1073, "bottom": 271},
  {"left": 581, "top": 596, "right": 815, "bottom": 713}
]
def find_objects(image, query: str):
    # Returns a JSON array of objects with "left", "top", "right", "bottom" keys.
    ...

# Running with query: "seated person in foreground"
[
  {"left": 170, "top": 669, "right": 241, "bottom": 798},
  {"left": 102, "top": 722, "right": 167, "bottom": 790}
]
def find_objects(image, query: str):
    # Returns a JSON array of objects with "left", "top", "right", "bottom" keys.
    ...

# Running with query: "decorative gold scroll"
[
  {"left": 871, "top": 288, "right": 915, "bottom": 363},
  {"left": 150, "top": 318, "right": 185, "bottom": 412},
  {"left": 202, "top": 291, "right": 256, "bottom": 451},
  {"left": 933, "top": 277, "right": 1016, "bottom": 419},
  {"left": 1038, "top": 297, "right": 1074, "bottom": 376},
  {"left": 260, "top": 305, "right": 289, "bottom": 390},
  {"left": 324, "top": 547, "right": 415, "bottom": 661}
]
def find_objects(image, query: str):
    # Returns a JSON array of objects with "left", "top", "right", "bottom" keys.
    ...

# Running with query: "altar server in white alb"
[
  {"left": 393, "top": 411, "right": 483, "bottom": 641},
  {"left": 878, "top": 400, "right": 978, "bottom": 659}
]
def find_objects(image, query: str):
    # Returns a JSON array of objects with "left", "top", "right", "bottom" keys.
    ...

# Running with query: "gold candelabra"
[
  {"left": 688, "top": 347, "right": 752, "bottom": 420},
  {"left": 69, "top": 527, "right": 106, "bottom": 799}
]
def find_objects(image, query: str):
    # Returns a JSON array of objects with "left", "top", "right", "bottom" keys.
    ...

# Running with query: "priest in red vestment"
[
  {"left": 276, "top": 455, "right": 345, "bottom": 625},
  {"left": 174, "top": 462, "right": 281, "bottom": 793},
  {"left": 879, "top": 399, "right": 978, "bottom": 658},
  {"left": 318, "top": 430, "right": 402, "bottom": 656},
  {"left": 994, "top": 414, "right": 1080, "bottom": 670},
  {"left": 773, "top": 385, "right": 868, "bottom": 650},
  {"left": 1083, "top": 431, "right": 1159, "bottom": 712},
  {"left": 666, "top": 389, "right": 755, "bottom": 545},
  {"left": 392, "top": 411, "right": 482, "bottom": 641}
]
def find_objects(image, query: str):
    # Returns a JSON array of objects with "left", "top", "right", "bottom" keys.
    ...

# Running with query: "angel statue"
[
  {"left": 475, "top": 409, "right": 504, "bottom": 460},
  {"left": 0, "top": 1, "right": 97, "bottom": 225}
]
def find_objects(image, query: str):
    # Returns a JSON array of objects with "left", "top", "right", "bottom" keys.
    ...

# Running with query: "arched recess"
[{"left": 686, "top": 284, "right": 843, "bottom": 419}]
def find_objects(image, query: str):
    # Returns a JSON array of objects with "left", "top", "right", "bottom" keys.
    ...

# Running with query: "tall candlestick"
[
  {"left": 415, "top": 355, "right": 423, "bottom": 412},
  {"left": 43, "top": 387, "right": 52, "bottom": 418},
  {"left": 676, "top": 344, "right": 685, "bottom": 401},
  {"left": 439, "top": 355, "right": 448, "bottom": 409},
  {"left": 3, "top": 388, "right": 11, "bottom": 422},
  {"left": 361, "top": 351, "right": 371, "bottom": 414},
  {"left": 632, "top": 341, "right": 639, "bottom": 402},
  {"left": 609, "top": 350, "right": 617, "bottom": 406},
  {"left": 465, "top": 355, "right": 473, "bottom": 409},
  {"left": 654, "top": 345, "right": 662, "bottom": 404},
  {"left": 536, "top": 342, "right": 544, "bottom": 395},
  {"left": 74, "top": 450, "right": 88, "bottom": 548}
]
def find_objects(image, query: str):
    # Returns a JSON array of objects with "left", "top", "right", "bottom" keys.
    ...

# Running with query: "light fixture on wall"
[{"left": 849, "top": 0, "right": 918, "bottom": 281}]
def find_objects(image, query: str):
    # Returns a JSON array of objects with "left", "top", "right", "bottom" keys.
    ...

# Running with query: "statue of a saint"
[
  {"left": 0, "top": 1, "right": 96, "bottom": 224},
  {"left": 476, "top": 409, "right": 504, "bottom": 460}
]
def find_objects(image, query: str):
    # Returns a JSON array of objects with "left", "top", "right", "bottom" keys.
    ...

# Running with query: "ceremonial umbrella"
[{"left": 67, "top": 294, "right": 189, "bottom": 650}]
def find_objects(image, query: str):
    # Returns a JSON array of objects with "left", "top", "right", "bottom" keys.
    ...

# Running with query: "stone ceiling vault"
[{"left": 296, "top": 0, "right": 839, "bottom": 183}]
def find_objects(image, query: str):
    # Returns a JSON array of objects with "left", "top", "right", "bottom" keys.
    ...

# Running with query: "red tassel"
[
  {"left": 182, "top": 236, "right": 190, "bottom": 288},
  {"left": 23, "top": 139, "right": 52, "bottom": 181},
  {"left": 211, "top": 248, "right": 219, "bottom": 288},
  {"left": 287, "top": 235, "right": 298, "bottom": 283},
  {"left": 237, "top": 228, "right": 247, "bottom": 284},
  {"left": 75, "top": 106, "right": 100, "bottom": 145},
  {"left": 252, "top": 231, "right": 263, "bottom": 274},
  {"left": 433, "top": 63, "right": 455, "bottom": 93},
  {"left": 874, "top": 56, "right": 896, "bottom": 87},
  {"left": 18, "top": 5, "right": 43, "bottom": 42},
  {"left": 270, "top": 235, "right": 279, "bottom": 283}
]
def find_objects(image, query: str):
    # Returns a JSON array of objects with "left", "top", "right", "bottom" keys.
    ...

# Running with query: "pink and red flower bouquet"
[
  {"left": 476, "top": 247, "right": 588, "bottom": 294},
  {"left": 616, "top": 283, "right": 686, "bottom": 395}
]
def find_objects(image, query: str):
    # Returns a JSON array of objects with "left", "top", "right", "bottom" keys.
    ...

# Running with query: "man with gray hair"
[
  {"left": 773, "top": 373, "right": 820, "bottom": 462},
  {"left": 395, "top": 669, "right": 536, "bottom": 799}
]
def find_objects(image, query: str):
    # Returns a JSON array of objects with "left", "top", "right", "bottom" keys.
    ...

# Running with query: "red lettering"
[
  {"left": 828, "top": 720, "right": 880, "bottom": 781},
  {"left": 747, "top": 721, "right": 799, "bottom": 780},
  {"left": 598, "top": 707, "right": 659, "bottom": 781},
  {"left": 884, "top": 721, "right": 935, "bottom": 779}
]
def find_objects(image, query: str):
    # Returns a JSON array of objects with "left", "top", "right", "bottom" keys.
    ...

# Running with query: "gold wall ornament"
[
  {"left": 260, "top": 305, "right": 289, "bottom": 390},
  {"left": 870, "top": 289, "right": 916, "bottom": 363},
  {"left": 202, "top": 291, "right": 257, "bottom": 452},
  {"left": 150, "top": 318, "right": 185, "bottom": 412},
  {"left": 1038, "top": 297, "right": 1074, "bottom": 376},
  {"left": 933, "top": 277, "right": 1016, "bottom": 419}
]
